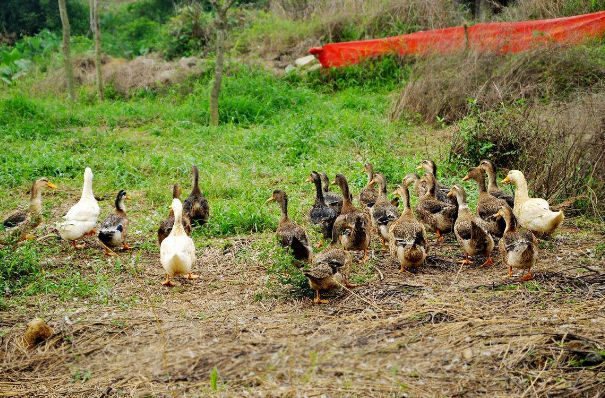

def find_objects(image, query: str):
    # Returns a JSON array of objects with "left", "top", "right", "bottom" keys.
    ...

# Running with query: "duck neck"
[
  {"left": 339, "top": 180, "right": 353, "bottom": 210},
  {"left": 512, "top": 177, "right": 529, "bottom": 201},
  {"left": 321, "top": 175, "right": 330, "bottom": 193},
  {"left": 504, "top": 213, "right": 517, "bottom": 233},
  {"left": 401, "top": 186, "right": 412, "bottom": 215},
  {"left": 29, "top": 184, "right": 42, "bottom": 213},
  {"left": 278, "top": 197, "right": 289, "bottom": 223},
  {"left": 313, "top": 176, "right": 326, "bottom": 205},
  {"left": 474, "top": 175, "right": 487, "bottom": 193},
  {"left": 172, "top": 206, "right": 186, "bottom": 235},
  {"left": 82, "top": 173, "right": 94, "bottom": 201},
  {"left": 191, "top": 166, "right": 201, "bottom": 195},
  {"left": 455, "top": 192, "right": 470, "bottom": 215},
  {"left": 115, "top": 196, "right": 126, "bottom": 214},
  {"left": 377, "top": 178, "right": 387, "bottom": 200},
  {"left": 486, "top": 168, "right": 498, "bottom": 191},
  {"left": 365, "top": 168, "right": 374, "bottom": 189}
]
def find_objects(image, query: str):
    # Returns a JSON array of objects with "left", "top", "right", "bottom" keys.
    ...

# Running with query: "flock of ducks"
[
  {"left": 267, "top": 159, "right": 564, "bottom": 303},
  {"left": 1, "top": 159, "right": 565, "bottom": 304}
]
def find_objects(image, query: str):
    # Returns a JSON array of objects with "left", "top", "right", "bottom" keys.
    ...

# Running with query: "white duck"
[
  {"left": 160, "top": 198, "right": 199, "bottom": 286},
  {"left": 57, "top": 168, "right": 100, "bottom": 249},
  {"left": 501, "top": 170, "right": 564, "bottom": 235}
]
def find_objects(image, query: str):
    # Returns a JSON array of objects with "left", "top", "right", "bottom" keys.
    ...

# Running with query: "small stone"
[
  {"left": 24, "top": 318, "right": 53, "bottom": 348},
  {"left": 307, "top": 64, "right": 322, "bottom": 72},
  {"left": 462, "top": 348, "right": 473, "bottom": 360},
  {"left": 285, "top": 64, "right": 296, "bottom": 73},
  {"left": 295, "top": 55, "right": 317, "bottom": 68}
]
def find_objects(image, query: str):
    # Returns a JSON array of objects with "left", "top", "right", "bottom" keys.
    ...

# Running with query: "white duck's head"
[
  {"left": 501, "top": 170, "right": 526, "bottom": 186},
  {"left": 171, "top": 198, "right": 183, "bottom": 218}
]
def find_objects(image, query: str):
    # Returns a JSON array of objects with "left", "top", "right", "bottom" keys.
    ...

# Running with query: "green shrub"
[
  {"left": 162, "top": 5, "right": 215, "bottom": 60},
  {"left": 0, "top": 243, "right": 41, "bottom": 295}
]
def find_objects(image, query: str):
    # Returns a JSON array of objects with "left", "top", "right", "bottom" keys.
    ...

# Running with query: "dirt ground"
[{"left": 1, "top": 219, "right": 605, "bottom": 397}]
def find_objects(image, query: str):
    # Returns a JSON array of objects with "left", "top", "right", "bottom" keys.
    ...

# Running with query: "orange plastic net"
[{"left": 309, "top": 11, "right": 605, "bottom": 68}]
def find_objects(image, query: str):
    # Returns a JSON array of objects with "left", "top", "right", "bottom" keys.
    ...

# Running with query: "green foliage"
[
  {"left": 162, "top": 5, "right": 214, "bottom": 60},
  {"left": 0, "top": 243, "right": 41, "bottom": 295},
  {"left": 210, "top": 366, "right": 219, "bottom": 391},
  {"left": 299, "top": 56, "right": 411, "bottom": 93},
  {"left": 265, "top": 244, "right": 314, "bottom": 298},
  {"left": 0, "top": 0, "right": 89, "bottom": 42}
]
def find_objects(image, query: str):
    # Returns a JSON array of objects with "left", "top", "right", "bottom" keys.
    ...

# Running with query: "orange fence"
[{"left": 309, "top": 11, "right": 605, "bottom": 68}]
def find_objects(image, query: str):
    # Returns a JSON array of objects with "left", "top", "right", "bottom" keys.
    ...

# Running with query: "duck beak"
[
  {"left": 47, "top": 182, "right": 57, "bottom": 190},
  {"left": 369, "top": 179, "right": 376, "bottom": 187},
  {"left": 494, "top": 210, "right": 502, "bottom": 219},
  {"left": 331, "top": 180, "right": 337, "bottom": 186},
  {"left": 501, "top": 176, "right": 511, "bottom": 184},
  {"left": 419, "top": 178, "right": 426, "bottom": 184},
  {"left": 447, "top": 189, "right": 454, "bottom": 197},
  {"left": 265, "top": 196, "right": 275, "bottom": 203},
  {"left": 415, "top": 164, "right": 423, "bottom": 170},
  {"left": 462, "top": 175, "right": 470, "bottom": 181},
  {"left": 362, "top": 166, "right": 367, "bottom": 173},
  {"left": 392, "top": 190, "right": 399, "bottom": 196},
  {"left": 126, "top": 195, "right": 132, "bottom": 200},
  {"left": 305, "top": 176, "right": 312, "bottom": 183}
]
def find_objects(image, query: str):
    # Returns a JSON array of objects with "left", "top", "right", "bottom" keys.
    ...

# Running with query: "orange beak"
[
  {"left": 415, "top": 164, "right": 423, "bottom": 170},
  {"left": 126, "top": 195, "right": 132, "bottom": 200},
  {"left": 462, "top": 175, "right": 470, "bottom": 181},
  {"left": 305, "top": 176, "right": 312, "bottom": 183},
  {"left": 501, "top": 176, "right": 511, "bottom": 184},
  {"left": 447, "top": 189, "right": 454, "bottom": 197},
  {"left": 265, "top": 196, "right": 275, "bottom": 203},
  {"left": 47, "top": 181, "right": 57, "bottom": 190}
]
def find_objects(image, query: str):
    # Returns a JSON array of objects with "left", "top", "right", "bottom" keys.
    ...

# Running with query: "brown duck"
[
  {"left": 358, "top": 162, "right": 378, "bottom": 211},
  {"left": 494, "top": 204, "right": 538, "bottom": 281},
  {"left": 98, "top": 190, "right": 132, "bottom": 255},
  {"left": 389, "top": 175, "right": 428, "bottom": 273},
  {"left": 306, "top": 171, "right": 337, "bottom": 246},
  {"left": 183, "top": 165, "right": 209, "bottom": 225},
  {"left": 267, "top": 189, "right": 313, "bottom": 263},
  {"left": 320, "top": 172, "right": 343, "bottom": 215},
  {"left": 417, "top": 172, "right": 457, "bottom": 242},
  {"left": 478, "top": 160, "right": 514, "bottom": 208},
  {"left": 448, "top": 185, "right": 495, "bottom": 266},
  {"left": 463, "top": 167, "right": 509, "bottom": 237},
  {"left": 332, "top": 174, "right": 371, "bottom": 262},
  {"left": 368, "top": 173, "right": 399, "bottom": 248}
]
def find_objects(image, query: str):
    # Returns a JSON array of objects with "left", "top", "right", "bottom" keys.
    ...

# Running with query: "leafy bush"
[
  {"left": 450, "top": 96, "right": 605, "bottom": 215},
  {"left": 0, "top": 243, "right": 41, "bottom": 295},
  {"left": 162, "top": 5, "right": 214, "bottom": 60},
  {"left": 0, "top": 0, "right": 89, "bottom": 43}
]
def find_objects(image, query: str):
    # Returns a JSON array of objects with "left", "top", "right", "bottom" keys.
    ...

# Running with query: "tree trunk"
[
  {"left": 89, "top": 0, "right": 94, "bottom": 34},
  {"left": 93, "top": 0, "right": 103, "bottom": 100},
  {"left": 58, "top": 0, "right": 76, "bottom": 101},
  {"left": 209, "top": 9, "right": 227, "bottom": 126}
]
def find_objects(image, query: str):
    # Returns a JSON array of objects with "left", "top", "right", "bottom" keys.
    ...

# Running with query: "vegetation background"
[{"left": 1, "top": 0, "right": 605, "bottom": 396}]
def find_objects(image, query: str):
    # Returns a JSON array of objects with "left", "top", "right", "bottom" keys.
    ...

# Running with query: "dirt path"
[{"left": 1, "top": 222, "right": 605, "bottom": 397}]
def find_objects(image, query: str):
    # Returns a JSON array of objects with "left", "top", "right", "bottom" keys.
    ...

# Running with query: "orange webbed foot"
[
  {"left": 345, "top": 280, "right": 357, "bottom": 288},
  {"left": 122, "top": 242, "right": 133, "bottom": 250},
  {"left": 520, "top": 272, "right": 533, "bottom": 282},
  {"left": 481, "top": 257, "right": 493, "bottom": 267},
  {"left": 186, "top": 273, "right": 200, "bottom": 280},
  {"left": 313, "top": 298, "right": 329, "bottom": 304},
  {"left": 71, "top": 241, "right": 85, "bottom": 249},
  {"left": 457, "top": 259, "right": 473, "bottom": 265}
]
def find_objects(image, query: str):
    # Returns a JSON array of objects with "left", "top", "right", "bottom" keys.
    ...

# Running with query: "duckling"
[
  {"left": 183, "top": 165, "right": 209, "bottom": 226},
  {"left": 266, "top": 189, "right": 313, "bottom": 263},
  {"left": 448, "top": 185, "right": 495, "bottom": 266},
  {"left": 160, "top": 198, "right": 199, "bottom": 286},
  {"left": 306, "top": 172, "right": 337, "bottom": 247},
  {"left": 332, "top": 174, "right": 371, "bottom": 262},
  {"left": 389, "top": 176, "right": 428, "bottom": 273},
  {"left": 358, "top": 162, "right": 378, "bottom": 210},
  {"left": 1, "top": 178, "right": 56, "bottom": 244},
  {"left": 501, "top": 170, "right": 564, "bottom": 236},
  {"left": 494, "top": 205, "right": 538, "bottom": 281},
  {"left": 57, "top": 168, "right": 100, "bottom": 249},
  {"left": 417, "top": 172, "right": 457, "bottom": 242},
  {"left": 416, "top": 159, "right": 452, "bottom": 203},
  {"left": 462, "top": 167, "right": 509, "bottom": 237},
  {"left": 158, "top": 184, "right": 192, "bottom": 245},
  {"left": 304, "top": 236, "right": 355, "bottom": 304},
  {"left": 98, "top": 190, "right": 132, "bottom": 255},
  {"left": 368, "top": 173, "right": 400, "bottom": 248},
  {"left": 478, "top": 160, "right": 514, "bottom": 207},
  {"left": 320, "top": 172, "right": 343, "bottom": 215}
]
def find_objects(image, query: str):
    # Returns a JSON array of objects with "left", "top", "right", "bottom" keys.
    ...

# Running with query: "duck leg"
[
  {"left": 316, "top": 238, "right": 323, "bottom": 248},
  {"left": 381, "top": 236, "right": 386, "bottom": 249},
  {"left": 436, "top": 229, "right": 443, "bottom": 242},
  {"left": 503, "top": 265, "right": 513, "bottom": 278},
  {"left": 457, "top": 252, "right": 473, "bottom": 265},
  {"left": 122, "top": 242, "right": 133, "bottom": 250},
  {"left": 362, "top": 249, "right": 368, "bottom": 263},
  {"left": 85, "top": 230, "right": 96, "bottom": 237},
  {"left": 313, "top": 290, "right": 328, "bottom": 304},
  {"left": 186, "top": 273, "right": 200, "bottom": 280},
  {"left": 520, "top": 269, "right": 533, "bottom": 281},
  {"left": 71, "top": 240, "right": 85, "bottom": 249},
  {"left": 345, "top": 279, "right": 357, "bottom": 288},
  {"left": 481, "top": 254, "right": 493, "bottom": 267},
  {"left": 103, "top": 247, "right": 116, "bottom": 256},
  {"left": 398, "top": 263, "right": 411, "bottom": 274},
  {"left": 162, "top": 274, "right": 176, "bottom": 287}
]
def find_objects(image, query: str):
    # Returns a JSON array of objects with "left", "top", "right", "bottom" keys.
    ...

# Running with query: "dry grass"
[
  {"left": 1, "top": 220, "right": 605, "bottom": 397},
  {"left": 37, "top": 54, "right": 206, "bottom": 97},
  {"left": 391, "top": 44, "right": 605, "bottom": 124}
]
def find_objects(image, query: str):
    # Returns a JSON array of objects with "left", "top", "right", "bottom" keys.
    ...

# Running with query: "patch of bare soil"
[{"left": 1, "top": 221, "right": 605, "bottom": 397}]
